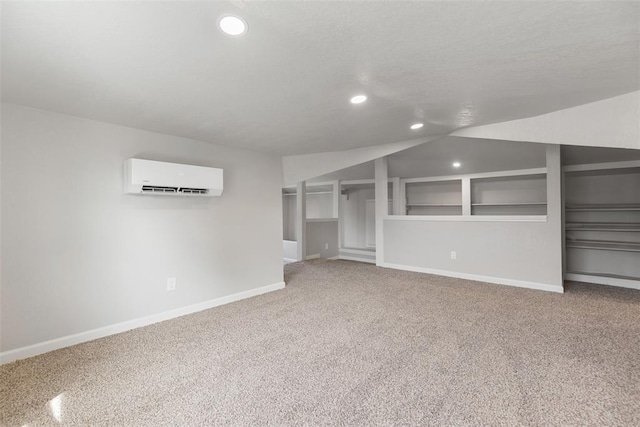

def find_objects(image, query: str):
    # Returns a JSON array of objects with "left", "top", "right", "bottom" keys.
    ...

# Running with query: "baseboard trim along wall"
[
  {"left": 0, "top": 281, "right": 286, "bottom": 365},
  {"left": 305, "top": 254, "right": 321, "bottom": 260},
  {"left": 382, "top": 263, "right": 564, "bottom": 293},
  {"left": 283, "top": 257, "right": 298, "bottom": 263},
  {"left": 339, "top": 255, "right": 376, "bottom": 264}
]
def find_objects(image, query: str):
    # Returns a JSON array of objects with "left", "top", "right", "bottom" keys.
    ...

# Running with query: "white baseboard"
[
  {"left": 339, "top": 255, "right": 376, "bottom": 264},
  {"left": 565, "top": 273, "right": 640, "bottom": 290},
  {"left": 339, "top": 247, "right": 376, "bottom": 256},
  {"left": 0, "top": 281, "right": 286, "bottom": 365},
  {"left": 382, "top": 263, "right": 564, "bottom": 293},
  {"left": 283, "top": 257, "right": 298, "bottom": 263},
  {"left": 305, "top": 254, "right": 321, "bottom": 260},
  {"left": 327, "top": 256, "right": 339, "bottom": 260}
]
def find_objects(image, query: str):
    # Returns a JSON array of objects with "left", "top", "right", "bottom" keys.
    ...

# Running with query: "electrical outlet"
[
  {"left": 167, "top": 277, "right": 176, "bottom": 291},
  {"left": 325, "top": 243, "right": 329, "bottom": 250},
  {"left": 450, "top": 251, "right": 457, "bottom": 260}
]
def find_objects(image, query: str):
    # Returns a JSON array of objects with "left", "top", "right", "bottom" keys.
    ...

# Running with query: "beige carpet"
[{"left": 2, "top": 260, "right": 639, "bottom": 426}]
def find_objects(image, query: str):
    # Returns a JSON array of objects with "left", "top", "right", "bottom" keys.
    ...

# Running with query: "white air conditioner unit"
[{"left": 124, "top": 158, "right": 223, "bottom": 196}]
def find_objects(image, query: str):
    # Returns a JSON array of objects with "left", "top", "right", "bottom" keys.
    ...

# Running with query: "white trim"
[
  {"left": 384, "top": 215, "right": 547, "bottom": 222},
  {"left": 339, "top": 247, "right": 376, "bottom": 256},
  {"left": 339, "top": 255, "right": 376, "bottom": 264},
  {"left": 283, "top": 180, "right": 335, "bottom": 190},
  {"left": 565, "top": 273, "right": 640, "bottom": 291},
  {"left": 327, "top": 256, "right": 339, "bottom": 260},
  {"left": 305, "top": 254, "right": 321, "bottom": 260},
  {"left": 562, "top": 160, "right": 640, "bottom": 173},
  {"left": 0, "top": 281, "right": 286, "bottom": 365},
  {"left": 340, "top": 179, "right": 374, "bottom": 186},
  {"left": 283, "top": 257, "right": 298, "bottom": 263},
  {"left": 401, "top": 167, "right": 547, "bottom": 184},
  {"left": 382, "top": 263, "right": 564, "bottom": 293},
  {"left": 306, "top": 218, "right": 338, "bottom": 223}
]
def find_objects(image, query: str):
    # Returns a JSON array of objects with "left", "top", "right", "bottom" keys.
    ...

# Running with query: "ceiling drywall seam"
[
  {"left": 282, "top": 135, "right": 446, "bottom": 186},
  {"left": 451, "top": 91, "right": 640, "bottom": 150}
]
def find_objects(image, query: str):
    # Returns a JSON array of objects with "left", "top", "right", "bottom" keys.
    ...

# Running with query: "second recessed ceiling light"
[
  {"left": 218, "top": 15, "right": 247, "bottom": 36},
  {"left": 350, "top": 95, "right": 367, "bottom": 104},
  {"left": 410, "top": 123, "right": 424, "bottom": 130}
]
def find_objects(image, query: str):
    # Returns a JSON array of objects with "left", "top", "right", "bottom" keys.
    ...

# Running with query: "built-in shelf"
[
  {"left": 306, "top": 218, "right": 338, "bottom": 223},
  {"left": 404, "top": 179, "right": 463, "bottom": 216},
  {"left": 566, "top": 239, "right": 640, "bottom": 253},
  {"left": 566, "top": 271, "right": 640, "bottom": 282},
  {"left": 565, "top": 222, "right": 640, "bottom": 232},
  {"left": 470, "top": 172, "right": 547, "bottom": 216},
  {"left": 563, "top": 161, "right": 640, "bottom": 289},
  {"left": 472, "top": 202, "right": 546, "bottom": 206},
  {"left": 565, "top": 203, "right": 640, "bottom": 211},
  {"left": 407, "top": 204, "right": 462, "bottom": 207}
]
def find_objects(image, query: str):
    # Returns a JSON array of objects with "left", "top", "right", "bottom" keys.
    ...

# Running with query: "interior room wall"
[
  {"left": 306, "top": 193, "right": 333, "bottom": 219},
  {"left": 1, "top": 103, "right": 284, "bottom": 354},
  {"left": 306, "top": 221, "right": 339, "bottom": 259},
  {"left": 383, "top": 145, "right": 563, "bottom": 291},
  {"left": 383, "top": 220, "right": 562, "bottom": 288}
]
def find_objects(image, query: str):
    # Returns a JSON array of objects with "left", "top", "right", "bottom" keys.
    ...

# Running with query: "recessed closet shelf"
[
  {"left": 565, "top": 222, "right": 640, "bottom": 231},
  {"left": 386, "top": 215, "right": 547, "bottom": 222},
  {"left": 565, "top": 203, "right": 640, "bottom": 211},
  {"left": 407, "top": 204, "right": 462, "bottom": 207},
  {"left": 566, "top": 271, "right": 640, "bottom": 282},
  {"left": 566, "top": 239, "right": 640, "bottom": 253},
  {"left": 305, "top": 218, "right": 338, "bottom": 222},
  {"left": 472, "top": 202, "right": 547, "bottom": 206}
]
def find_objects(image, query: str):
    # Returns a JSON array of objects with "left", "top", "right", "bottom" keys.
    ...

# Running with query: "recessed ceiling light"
[
  {"left": 218, "top": 15, "right": 247, "bottom": 36},
  {"left": 350, "top": 95, "right": 367, "bottom": 104},
  {"left": 410, "top": 123, "right": 424, "bottom": 130},
  {"left": 452, "top": 161, "right": 461, "bottom": 168}
]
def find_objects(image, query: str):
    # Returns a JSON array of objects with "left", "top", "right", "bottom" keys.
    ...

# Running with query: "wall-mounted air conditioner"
[{"left": 124, "top": 158, "right": 223, "bottom": 196}]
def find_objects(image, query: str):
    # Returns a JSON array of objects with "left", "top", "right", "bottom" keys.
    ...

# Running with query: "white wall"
[{"left": 1, "top": 104, "right": 284, "bottom": 353}]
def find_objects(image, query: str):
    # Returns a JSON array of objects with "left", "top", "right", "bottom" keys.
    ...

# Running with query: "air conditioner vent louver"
[
  {"left": 142, "top": 186, "right": 178, "bottom": 193},
  {"left": 178, "top": 188, "right": 208, "bottom": 195}
]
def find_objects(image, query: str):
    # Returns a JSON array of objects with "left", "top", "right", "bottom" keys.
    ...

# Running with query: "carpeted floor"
[{"left": 2, "top": 259, "right": 639, "bottom": 426}]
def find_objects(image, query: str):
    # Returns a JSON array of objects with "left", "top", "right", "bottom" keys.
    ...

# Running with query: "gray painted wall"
[
  {"left": 1, "top": 104, "right": 284, "bottom": 352},
  {"left": 383, "top": 145, "right": 564, "bottom": 289},
  {"left": 306, "top": 221, "right": 339, "bottom": 259},
  {"left": 384, "top": 220, "right": 561, "bottom": 286}
]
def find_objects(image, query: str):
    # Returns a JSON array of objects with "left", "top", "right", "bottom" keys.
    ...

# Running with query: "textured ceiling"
[{"left": 2, "top": 1, "right": 638, "bottom": 155}]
